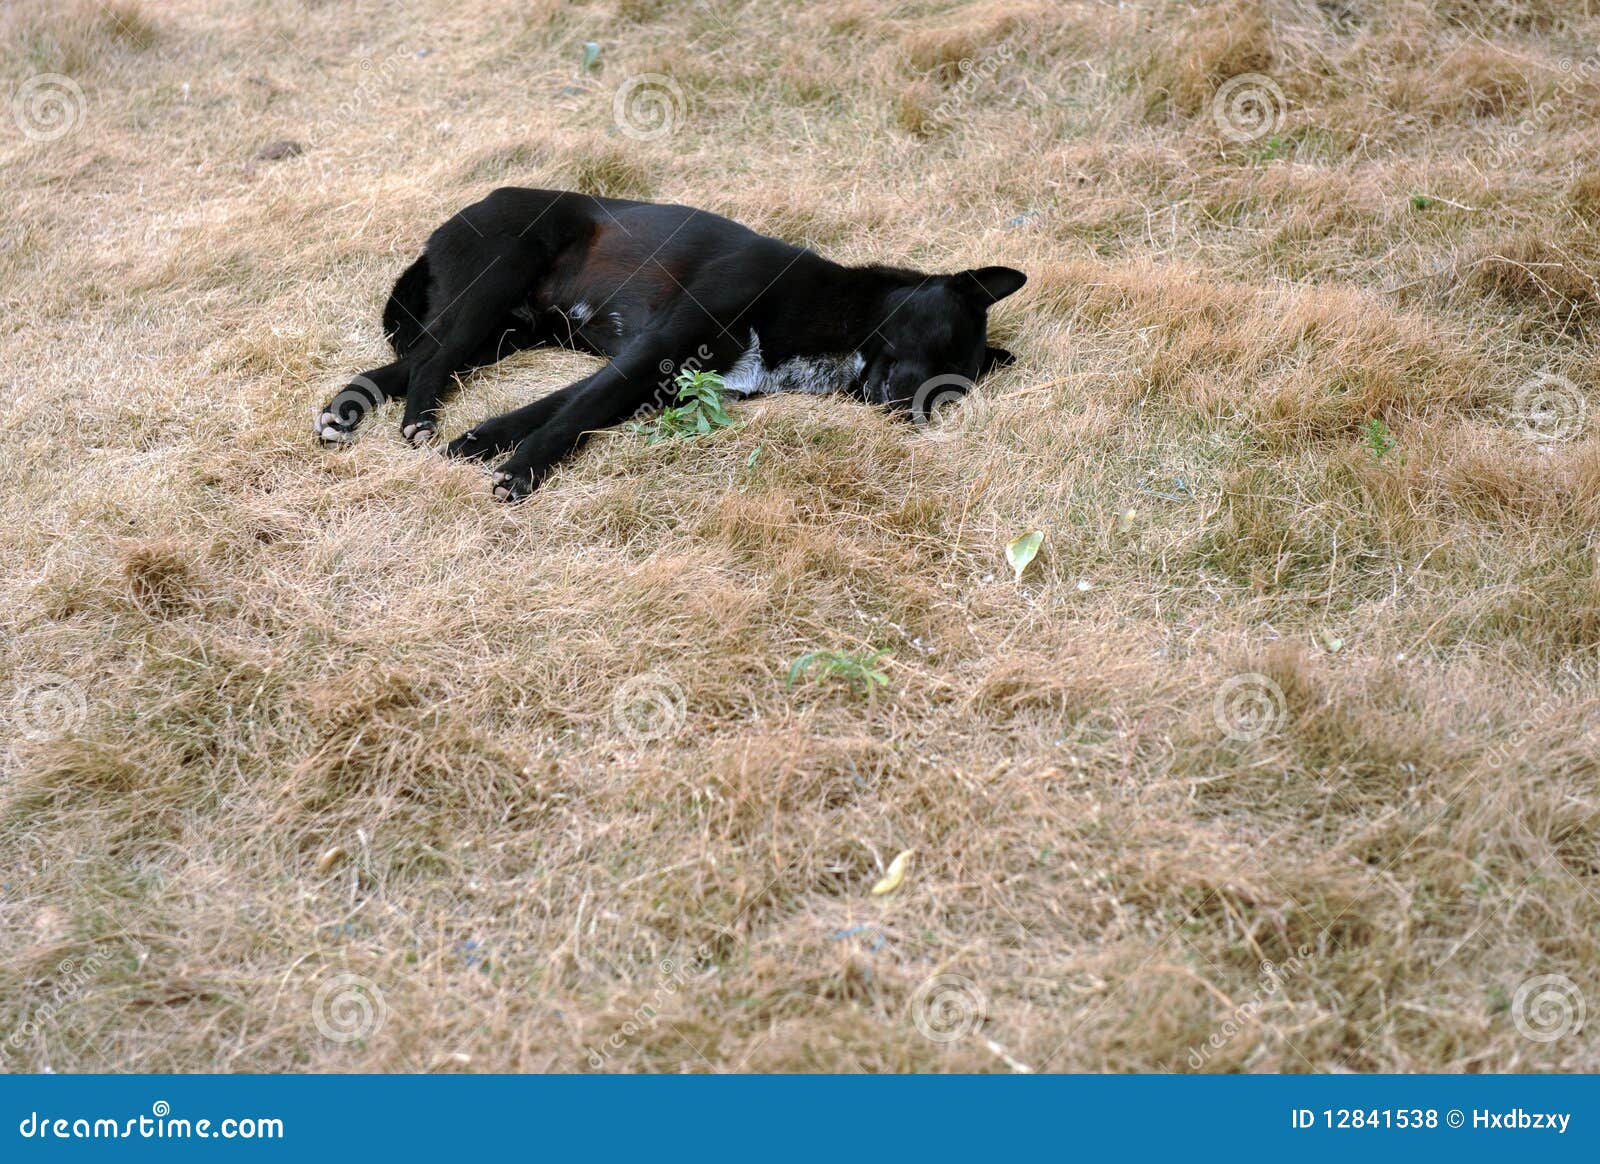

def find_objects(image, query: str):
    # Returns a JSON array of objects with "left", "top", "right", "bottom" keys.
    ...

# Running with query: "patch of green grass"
[
  {"left": 1249, "top": 135, "right": 1291, "bottom": 164},
  {"left": 1363, "top": 417, "right": 1396, "bottom": 459},
  {"left": 785, "top": 649, "right": 891, "bottom": 695}
]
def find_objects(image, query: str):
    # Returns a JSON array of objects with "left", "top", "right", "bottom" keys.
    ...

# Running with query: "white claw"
[{"left": 320, "top": 425, "right": 349, "bottom": 442}]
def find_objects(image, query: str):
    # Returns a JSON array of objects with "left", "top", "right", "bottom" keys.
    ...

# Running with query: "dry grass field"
[{"left": 3, "top": 0, "right": 1599, "bottom": 1073}]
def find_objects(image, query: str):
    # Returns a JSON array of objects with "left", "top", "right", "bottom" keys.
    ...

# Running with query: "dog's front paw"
[
  {"left": 490, "top": 467, "right": 535, "bottom": 503},
  {"left": 445, "top": 428, "right": 495, "bottom": 461},
  {"left": 401, "top": 420, "right": 438, "bottom": 448}
]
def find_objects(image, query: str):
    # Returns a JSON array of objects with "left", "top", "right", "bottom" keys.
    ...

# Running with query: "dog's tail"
[{"left": 382, "top": 251, "right": 431, "bottom": 357}]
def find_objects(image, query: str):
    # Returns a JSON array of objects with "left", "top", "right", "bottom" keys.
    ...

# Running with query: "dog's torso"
[{"left": 436, "top": 191, "right": 883, "bottom": 401}]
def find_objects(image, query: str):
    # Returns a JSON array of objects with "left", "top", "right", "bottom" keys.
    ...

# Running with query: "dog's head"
[{"left": 862, "top": 266, "right": 1026, "bottom": 415}]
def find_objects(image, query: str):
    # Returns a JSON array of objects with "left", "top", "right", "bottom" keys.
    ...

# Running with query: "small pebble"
[{"left": 254, "top": 139, "right": 303, "bottom": 162}]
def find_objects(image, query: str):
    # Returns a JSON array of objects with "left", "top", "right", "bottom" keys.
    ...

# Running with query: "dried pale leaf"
[
  {"left": 871, "top": 848, "right": 914, "bottom": 895},
  {"left": 1005, "top": 530, "right": 1044, "bottom": 582}
]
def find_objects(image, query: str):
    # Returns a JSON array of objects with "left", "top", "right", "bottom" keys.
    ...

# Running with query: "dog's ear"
[
  {"left": 980, "top": 345, "right": 1015, "bottom": 377},
  {"left": 952, "top": 266, "right": 1027, "bottom": 306}
]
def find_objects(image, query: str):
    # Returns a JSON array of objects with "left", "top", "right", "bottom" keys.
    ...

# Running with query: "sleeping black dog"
[{"left": 317, "top": 187, "right": 1026, "bottom": 500}]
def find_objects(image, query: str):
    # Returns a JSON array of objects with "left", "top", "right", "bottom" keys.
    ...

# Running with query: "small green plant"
[
  {"left": 1363, "top": 417, "right": 1396, "bottom": 460},
  {"left": 786, "top": 649, "right": 890, "bottom": 695},
  {"left": 634, "top": 368, "right": 735, "bottom": 444},
  {"left": 1250, "top": 135, "right": 1290, "bottom": 164}
]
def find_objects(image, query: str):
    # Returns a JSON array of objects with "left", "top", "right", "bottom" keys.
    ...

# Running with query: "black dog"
[{"left": 317, "top": 188, "right": 1026, "bottom": 500}]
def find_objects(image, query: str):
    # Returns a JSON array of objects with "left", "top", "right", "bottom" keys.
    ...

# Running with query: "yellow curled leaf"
[
  {"left": 1005, "top": 531, "right": 1045, "bottom": 582},
  {"left": 871, "top": 849, "right": 914, "bottom": 896}
]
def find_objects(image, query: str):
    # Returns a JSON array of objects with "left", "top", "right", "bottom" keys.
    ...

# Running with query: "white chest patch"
[{"left": 720, "top": 331, "right": 865, "bottom": 399}]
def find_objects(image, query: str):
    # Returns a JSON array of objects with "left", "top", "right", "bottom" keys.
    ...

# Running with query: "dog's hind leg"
[
  {"left": 396, "top": 259, "right": 538, "bottom": 448},
  {"left": 317, "top": 248, "right": 438, "bottom": 444},
  {"left": 317, "top": 296, "right": 556, "bottom": 446}
]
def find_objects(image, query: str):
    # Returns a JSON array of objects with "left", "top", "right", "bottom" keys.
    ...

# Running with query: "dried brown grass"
[{"left": 1, "top": 0, "right": 1598, "bottom": 1074}]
